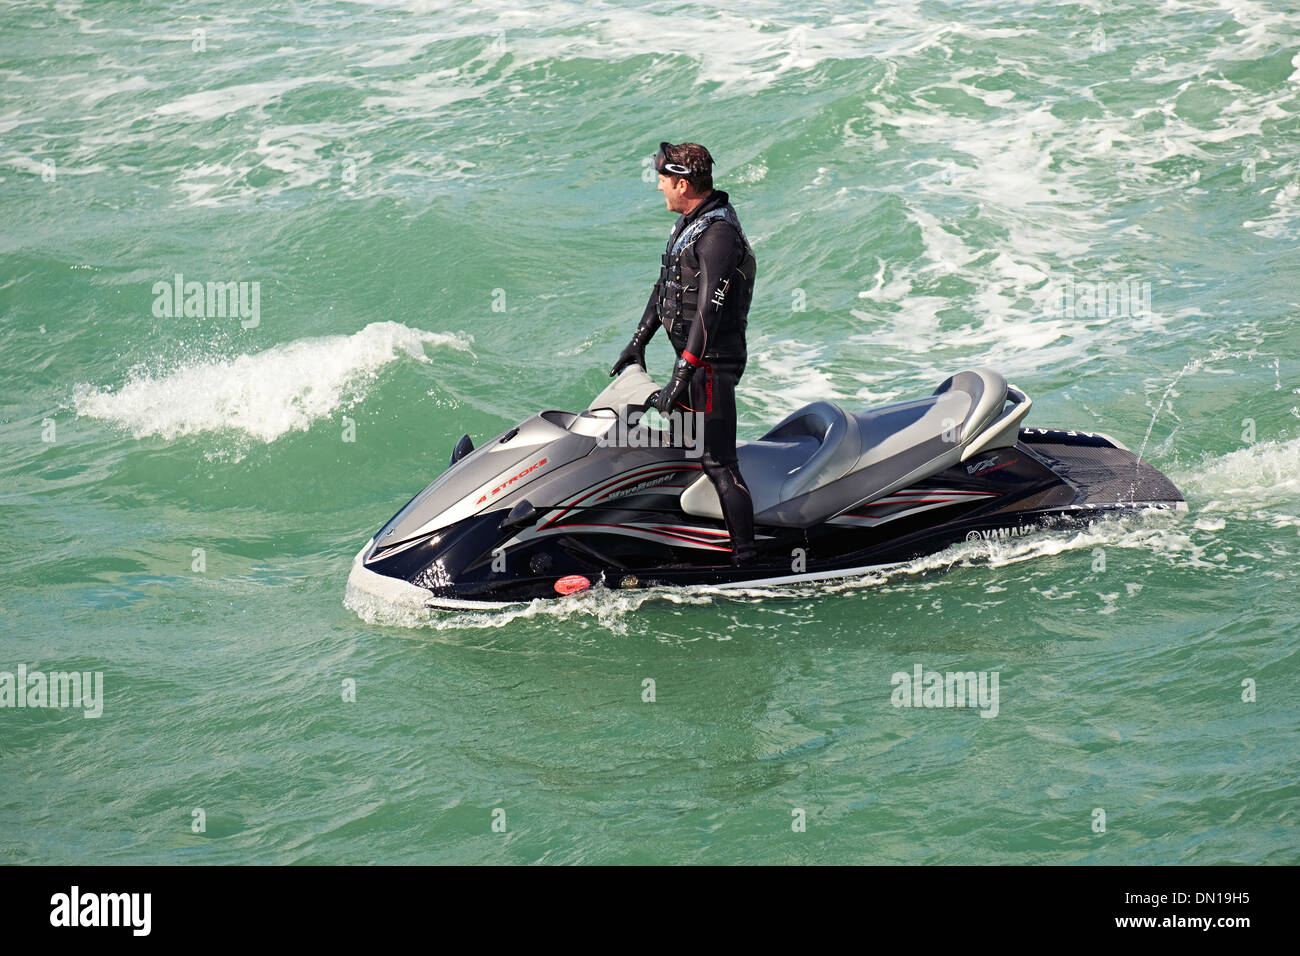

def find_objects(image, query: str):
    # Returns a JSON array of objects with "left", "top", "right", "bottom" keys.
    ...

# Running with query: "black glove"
[
  {"left": 651, "top": 357, "right": 697, "bottom": 415},
  {"left": 610, "top": 341, "right": 645, "bottom": 379},
  {"left": 610, "top": 313, "right": 660, "bottom": 377}
]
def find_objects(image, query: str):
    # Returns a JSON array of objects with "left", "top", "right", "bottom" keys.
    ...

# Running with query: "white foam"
[
  {"left": 359, "top": 73, "right": 480, "bottom": 117},
  {"left": 827, "top": 0, "right": 1300, "bottom": 390},
  {"left": 325, "top": 0, "right": 1025, "bottom": 96},
  {"left": 79, "top": 74, "right": 153, "bottom": 108},
  {"left": 345, "top": 572, "right": 697, "bottom": 636},
  {"left": 172, "top": 161, "right": 248, "bottom": 208},
  {"left": 74, "top": 322, "right": 473, "bottom": 442},
  {"left": 0, "top": 111, "right": 37, "bottom": 136},
  {"left": 1177, "top": 436, "right": 1300, "bottom": 506},
  {"left": 253, "top": 124, "right": 348, "bottom": 193},
  {"left": 354, "top": 31, "right": 446, "bottom": 68},
  {"left": 745, "top": 337, "right": 856, "bottom": 424},
  {"left": 156, "top": 78, "right": 318, "bottom": 121},
  {"left": 1244, "top": 172, "right": 1300, "bottom": 240}
]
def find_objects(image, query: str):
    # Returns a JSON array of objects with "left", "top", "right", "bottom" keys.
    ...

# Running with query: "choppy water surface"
[{"left": 2, "top": 0, "right": 1298, "bottom": 863}]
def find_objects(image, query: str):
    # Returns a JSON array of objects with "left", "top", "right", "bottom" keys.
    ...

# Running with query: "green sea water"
[{"left": 2, "top": 0, "right": 1298, "bottom": 864}]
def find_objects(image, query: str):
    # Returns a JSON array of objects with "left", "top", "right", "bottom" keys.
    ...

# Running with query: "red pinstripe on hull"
[
  {"left": 530, "top": 522, "right": 734, "bottom": 551},
  {"left": 541, "top": 463, "right": 702, "bottom": 529}
]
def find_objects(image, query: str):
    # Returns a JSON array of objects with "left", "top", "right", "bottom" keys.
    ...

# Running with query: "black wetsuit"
[{"left": 640, "top": 189, "right": 758, "bottom": 559}]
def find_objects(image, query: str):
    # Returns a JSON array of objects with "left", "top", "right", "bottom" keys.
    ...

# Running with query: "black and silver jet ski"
[{"left": 347, "top": 367, "right": 1185, "bottom": 610}]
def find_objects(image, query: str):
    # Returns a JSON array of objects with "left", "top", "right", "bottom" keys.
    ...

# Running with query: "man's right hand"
[
  {"left": 610, "top": 341, "right": 646, "bottom": 377},
  {"left": 612, "top": 309, "right": 661, "bottom": 377}
]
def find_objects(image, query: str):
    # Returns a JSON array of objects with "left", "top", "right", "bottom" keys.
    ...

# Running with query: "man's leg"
[{"left": 687, "top": 364, "right": 757, "bottom": 566}]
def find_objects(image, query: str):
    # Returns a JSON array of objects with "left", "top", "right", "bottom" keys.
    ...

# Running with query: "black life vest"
[{"left": 655, "top": 193, "right": 756, "bottom": 372}]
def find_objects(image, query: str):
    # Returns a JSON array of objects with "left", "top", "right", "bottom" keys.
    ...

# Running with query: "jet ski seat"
[
  {"left": 681, "top": 368, "right": 1013, "bottom": 528},
  {"left": 751, "top": 401, "right": 861, "bottom": 503}
]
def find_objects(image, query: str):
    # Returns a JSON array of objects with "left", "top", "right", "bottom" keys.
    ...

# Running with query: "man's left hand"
[{"left": 651, "top": 357, "right": 697, "bottom": 415}]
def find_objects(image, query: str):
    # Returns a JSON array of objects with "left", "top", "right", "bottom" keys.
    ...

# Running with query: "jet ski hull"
[{"left": 350, "top": 415, "right": 1185, "bottom": 610}]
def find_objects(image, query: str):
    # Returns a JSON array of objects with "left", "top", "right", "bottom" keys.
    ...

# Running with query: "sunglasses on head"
[{"left": 654, "top": 141, "right": 698, "bottom": 178}]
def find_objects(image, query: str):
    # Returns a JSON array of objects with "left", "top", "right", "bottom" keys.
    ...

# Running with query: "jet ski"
[{"left": 347, "top": 367, "right": 1186, "bottom": 610}]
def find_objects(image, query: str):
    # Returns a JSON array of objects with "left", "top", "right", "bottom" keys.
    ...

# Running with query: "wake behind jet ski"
[{"left": 347, "top": 367, "right": 1186, "bottom": 611}]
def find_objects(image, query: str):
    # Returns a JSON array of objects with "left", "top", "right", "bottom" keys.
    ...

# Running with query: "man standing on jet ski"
[{"left": 610, "top": 141, "right": 759, "bottom": 566}]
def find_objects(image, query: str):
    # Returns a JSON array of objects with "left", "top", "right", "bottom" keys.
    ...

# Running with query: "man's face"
[{"left": 657, "top": 172, "right": 689, "bottom": 213}]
